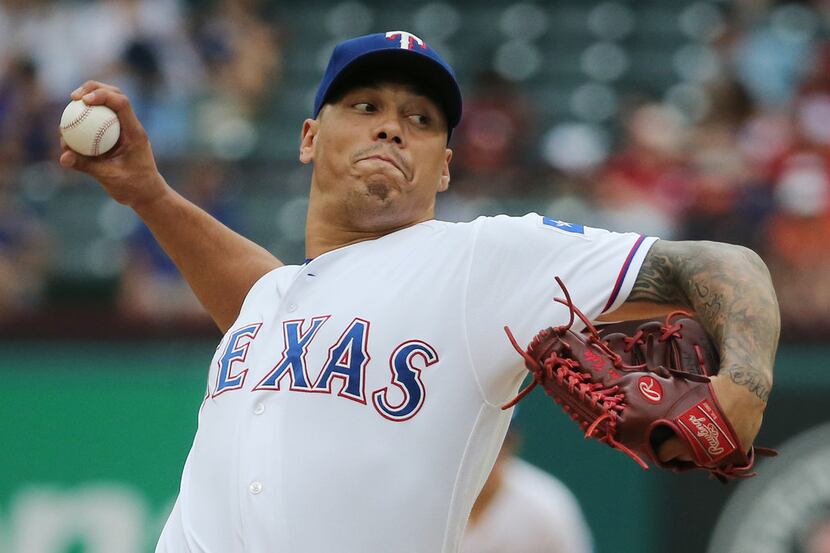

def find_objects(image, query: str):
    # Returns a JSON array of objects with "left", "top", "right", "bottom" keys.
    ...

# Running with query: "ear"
[
  {"left": 438, "top": 148, "right": 452, "bottom": 192},
  {"left": 299, "top": 118, "right": 319, "bottom": 164}
]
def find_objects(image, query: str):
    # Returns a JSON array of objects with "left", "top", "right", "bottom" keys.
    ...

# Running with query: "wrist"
[
  {"left": 130, "top": 173, "right": 175, "bottom": 215},
  {"left": 711, "top": 373, "right": 768, "bottom": 412}
]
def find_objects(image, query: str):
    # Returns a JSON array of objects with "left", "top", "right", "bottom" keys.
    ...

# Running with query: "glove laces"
[{"left": 501, "top": 277, "right": 652, "bottom": 468}]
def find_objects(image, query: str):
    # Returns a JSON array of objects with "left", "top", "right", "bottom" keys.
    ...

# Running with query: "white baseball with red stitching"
[{"left": 59, "top": 100, "right": 121, "bottom": 156}]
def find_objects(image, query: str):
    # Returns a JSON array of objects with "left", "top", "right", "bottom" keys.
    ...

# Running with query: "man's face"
[{"left": 300, "top": 81, "right": 452, "bottom": 231}]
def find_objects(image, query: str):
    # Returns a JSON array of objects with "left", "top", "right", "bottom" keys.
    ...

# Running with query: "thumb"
[{"left": 59, "top": 146, "right": 103, "bottom": 174}]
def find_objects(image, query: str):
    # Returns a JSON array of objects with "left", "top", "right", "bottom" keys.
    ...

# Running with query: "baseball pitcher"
[{"left": 59, "top": 31, "right": 779, "bottom": 553}]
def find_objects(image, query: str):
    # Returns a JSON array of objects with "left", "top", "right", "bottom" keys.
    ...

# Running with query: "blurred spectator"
[
  {"left": 793, "top": 41, "right": 830, "bottom": 149},
  {"left": 759, "top": 39, "right": 830, "bottom": 332},
  {"left": 118, "top": 159, "right": 240, "bottom": 322},
  {"left": 102, "top": 39, "right": 191, "bottom": 157},
  {"left": 762, "top": 152, "right": 830, "bottom": 335},
  {"left": 194, "top": 0, "right": 282, "bottom": 112},
  {"left": 462, "top": 429, "right": 593, "bottom": 553},
  {"left": 192, "top": 0, "right": 283, "bottom": 159},
  {"left": 540, "top": 123, "right": 608, "bottom": 228},
  {"left": 681, "top": 78, "right": 774, "bottom": 248},
  {"left": 451, "top": 70, "right": 537, "bottom": 197},
  {"left": 738, "top": 110, "right": 796, "bottom": 179},
  {"left": 680, "top": 163, "right": 773, "bottom": 249},
  {"left": 0, "top": 0, "right": 200, "bottom": 102},
  {"left": 0, "top": 162, "right": 49, "bottom": 319},
  {"left": 596, "top": 103, "right": 695, "bottom": 237},
  {"left": 0, "top": 55, "right": 58, "bottom": 165},
  {"left": 730, "top": 2, "right": 818, "bottom": 107},
  {"left": 542, "top": 123, "right": 609, "bottom": 177}
]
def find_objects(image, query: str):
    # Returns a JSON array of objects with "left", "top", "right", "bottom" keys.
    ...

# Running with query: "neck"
[
  {"left": 304, "top": 217, "right": 432, "bottom": 258},
  {"left": 303, "top": 188, "right": 434, "bottom": 259},
  {"left": 304, "top": 219, "right": 400, "bottom": 259}
]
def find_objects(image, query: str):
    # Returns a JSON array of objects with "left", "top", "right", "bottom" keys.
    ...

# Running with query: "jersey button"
[
  {"left": 253, "top": 403, "right": 265, "bottom": 415},
  {"left": 286, "top": 303, "right": 297, "bottom": 313},
  {"left": 249, "top": 481, "right": 263, "bottom": 495}
]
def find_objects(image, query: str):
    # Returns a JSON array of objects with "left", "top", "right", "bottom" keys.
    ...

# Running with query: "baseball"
[{"left": 60, "top": 99, "right": 121, "bottom": 156}]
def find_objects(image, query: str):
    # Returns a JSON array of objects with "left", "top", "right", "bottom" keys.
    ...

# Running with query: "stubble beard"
[
  {"left": 366, "top": 180, "right": 390, "bottom": 201},
  {"left": 359, "top": 171, "right": 400, "bottom": 208},
  {"left": 340, "top": 177, "right": 411, "bottom": 231}
]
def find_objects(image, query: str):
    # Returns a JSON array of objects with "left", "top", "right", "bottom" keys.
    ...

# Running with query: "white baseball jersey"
[
  {"left": 462, "top": 458, "right": 594, "bottom": 553},
  {"left": 156, "top": 213, "right": 656, "bottom": 553}
]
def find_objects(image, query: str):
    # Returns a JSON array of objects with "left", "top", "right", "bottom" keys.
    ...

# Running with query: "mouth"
[{"left": 359, "top": 155, "right": 407, "bottom": 178}]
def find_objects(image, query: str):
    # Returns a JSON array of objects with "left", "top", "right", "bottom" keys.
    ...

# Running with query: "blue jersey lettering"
[
  {"left": 312, "top": 318, "right": 370, "bottom": 404},
  {"left": 254, "top": 316, "right": 329, "bottom": 392},
  {"left": 373, "top": 340, "right": 438, "bottom": 421},
  {"left": 213, "top": 324, "right": 261, "bottom": 397}
]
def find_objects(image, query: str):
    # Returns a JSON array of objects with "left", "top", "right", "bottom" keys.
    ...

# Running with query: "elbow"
[
  {"left": 729, "top": 243, "right": 773, "bottom": 281},
  {"left": 722, "top": 243, "right": 781, "bottom": 325},
  {"left": 696, "top": 241, "right": 772, "bottom": 280}
]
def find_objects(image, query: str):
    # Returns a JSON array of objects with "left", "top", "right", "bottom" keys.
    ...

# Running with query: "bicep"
[{"left": 597, "top": 239, "right": 693, "bottom": 322}]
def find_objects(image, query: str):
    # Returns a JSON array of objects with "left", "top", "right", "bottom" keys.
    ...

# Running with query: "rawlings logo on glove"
[
  {"left": 638, "top": 376, "right": 663, "bottom": 403},
  {"left": 502, "top": 277, "right": 775, "bottom": 482}
]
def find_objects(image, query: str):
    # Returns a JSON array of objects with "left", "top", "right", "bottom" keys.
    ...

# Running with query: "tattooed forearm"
[
  {"left": 694, "top": 282, "right": 724, "bottom": 320},
  {"left": 724, "top": 366, "right": 771, "bottom": 402},
  {"left": 629, "top": 240, "right": 780, "bottom": 403}
]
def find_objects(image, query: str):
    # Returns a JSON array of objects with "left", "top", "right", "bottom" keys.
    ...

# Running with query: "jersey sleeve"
[{"left": 463, "top": 213, "right": 657, "bottom": 405}]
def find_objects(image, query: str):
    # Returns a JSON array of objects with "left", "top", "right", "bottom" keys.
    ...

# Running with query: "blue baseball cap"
[{"left": 313, "top": 31, "right": 463, "bottom": 137}]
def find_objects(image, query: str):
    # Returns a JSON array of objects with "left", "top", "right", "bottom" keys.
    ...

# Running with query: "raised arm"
[
  {"left": 59, "top": 82, "right": 282, "bottom": 332},
  {"left": 601, "top": 239, "right": 780, "bottom": 458}
]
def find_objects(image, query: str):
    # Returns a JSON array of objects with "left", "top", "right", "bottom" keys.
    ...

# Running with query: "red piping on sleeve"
[{"left": 602, "top": 235, "right": 647, "bottom": 314}]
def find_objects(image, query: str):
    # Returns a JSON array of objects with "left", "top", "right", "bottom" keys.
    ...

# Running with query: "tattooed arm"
[{"left": 599, "top": 239, "right": 780, "bottom": 459}]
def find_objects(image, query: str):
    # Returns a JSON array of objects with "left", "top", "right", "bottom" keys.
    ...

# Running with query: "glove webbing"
[{"left": 501, "top": 277, "right": 652, "bottom": 468}]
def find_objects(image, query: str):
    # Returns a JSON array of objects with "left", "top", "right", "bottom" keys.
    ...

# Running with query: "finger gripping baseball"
[{"left": 502, "top": 277, "right": 775, "bottom": 481}]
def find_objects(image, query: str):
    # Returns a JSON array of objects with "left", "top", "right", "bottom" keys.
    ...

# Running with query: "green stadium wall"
[{"left": 1, "top": 343, "right": 827, "bottom": 553}]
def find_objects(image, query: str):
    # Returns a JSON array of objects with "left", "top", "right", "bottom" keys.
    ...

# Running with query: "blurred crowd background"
[
  {"left": 2, "top": 0, "right": 830, "bottom": 339},
  {"left": 4, "top": 2, "right": 830, "bottom": 553}
]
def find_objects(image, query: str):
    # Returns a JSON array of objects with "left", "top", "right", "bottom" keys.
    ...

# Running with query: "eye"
[
  {"left": 408, "top": 114, "right": 430, "bottom": 126},
  {"left": 354, "top": 102, "right": 376, "bottom": 113}
]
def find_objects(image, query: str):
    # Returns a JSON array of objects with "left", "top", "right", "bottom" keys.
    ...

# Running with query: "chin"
[
  {"left": 344, "top": 190, "right": 411, "bottom": 231},
  {"left": 365, "top": 181, "right": 392, "bottom": 202},
  {"left": 357, "top": 172, "right": 406, "bottom": 208}
]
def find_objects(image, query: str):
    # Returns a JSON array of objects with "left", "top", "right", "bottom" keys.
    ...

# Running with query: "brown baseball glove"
[{"left": 503, "top": 277, "right": 775, "bottom": 482}]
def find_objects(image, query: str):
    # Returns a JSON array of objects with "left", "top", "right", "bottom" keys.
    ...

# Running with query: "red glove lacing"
[{"left": 501, "top": 277, "right": 651, "bottom": 468}]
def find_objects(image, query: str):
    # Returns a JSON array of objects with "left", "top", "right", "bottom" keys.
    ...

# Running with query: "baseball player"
[{"left": 59, "top": 31, "right": 779, "bottom": 553}]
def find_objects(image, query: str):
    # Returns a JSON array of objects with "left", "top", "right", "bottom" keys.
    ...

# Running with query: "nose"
[{"left": 374, "top": 116, "right": 404, "bottom": 146}]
